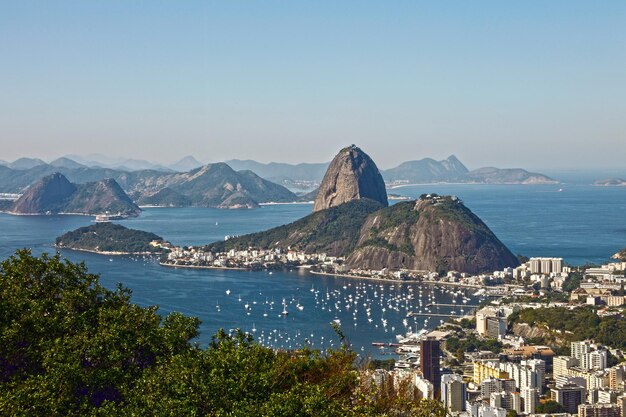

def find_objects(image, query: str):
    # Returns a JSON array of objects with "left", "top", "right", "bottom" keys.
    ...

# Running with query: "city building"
[
  {"left": 551, "top": 383, "right": 586, "bottom": 414},
  {"left": 473, "top": 361, "right": 509, "bottom": 385},
  {"left": 413, "top": 374, "right": 434, "bottom": 400},
  {"left": 441, "top": 374, "right": 466, "bottom": 413},
  {"left": 521, "top": 387, "right": 538, "bottom": 414},
  {"left": 420, "top": 337, "right": 441, "bottom": 397},
  {"left": 554, "top": 356, "right": 579, "bottom": 379},
  {"left": 578, "top": 403, "right": 621, "bottom": 417},
  {"left": 480, "top": 377, "right": 517, "bottom": 398},
  {"left": 485, "top": 316, "right": 507, "bottom": 339}
]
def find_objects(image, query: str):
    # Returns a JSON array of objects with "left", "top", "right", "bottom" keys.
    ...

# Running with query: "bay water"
[{"left": 1, "top": 184, "right": 624, "bottom": 356}]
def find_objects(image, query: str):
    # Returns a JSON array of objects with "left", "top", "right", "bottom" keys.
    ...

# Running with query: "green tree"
[
  {"left": 0, "top": 250, "right": 447, "bottom": 416},
  {"left": 535, "top": 400, "right": 566, "bottom": 413}
]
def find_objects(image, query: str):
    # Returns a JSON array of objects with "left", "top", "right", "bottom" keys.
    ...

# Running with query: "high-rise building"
[
  {"left": 500, "top": 359, "right": 545, "bottom": 393},
  {"left": 619, "top": 396, "right": 626, "bottom": 417},
  {"left": 609, "top": 365, "right": 625, "bottom": 390},
  {"left": 485, "top": 316, "right": 507, "bottom": 339},
  {"left": 480, "top": 377, "right": 517, "bottom": 398},
  {"left": 441, "top": 374, "right": 466, "bottom": 412},
  {"left": 598, "top": 390, "right": 620, "bottom": 404},
  {"left": 541, "top": 259, "right": 553, "bottom": 274},
  {"left": 582, "top": 350, "right": 608, "bottom": 371},
  {"left": 528, "top": 257, "right": 564, "bottom": 274},
  {"left": 572, "top": 341, "right": 592, "bottom": 361},
  {"left": 554, "top": 356, "right": 579, "bottom": 378},
  {"left": 420, "top": 337, "right": 441, "bottom": 397},
  {"left": 552, "top": 383, "right": 586, "bottom": 414},
  {"left": 578, "top": 403, "right": 621, "bottom": 417},
  {"left": 521, "top": 388, "right": 539, "bottom": 414},
  {"left": 413, "top": 374, "right": 434, "bottom": 400},
  {"left": 529, "top": 258, "right": 541, "bottom": 274},
  {"left": 474, "top": 361, "right": 509, "bottom": 385}
]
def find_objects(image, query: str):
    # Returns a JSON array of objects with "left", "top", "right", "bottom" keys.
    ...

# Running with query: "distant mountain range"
[
  {"left": 1, "top": 154, "right": 557, "bottom": 188},
  {"left": 45, "top": 154, "right": 202, "bottom": 172},
  {"left": 229, "top": 155, "right": 557, "bottom": 188},
  {"left": 0, "top": 161, "right": 298, "bottom": 209},
  {"left": 0, "top": 153, "right": 557, "bottom": 210}
]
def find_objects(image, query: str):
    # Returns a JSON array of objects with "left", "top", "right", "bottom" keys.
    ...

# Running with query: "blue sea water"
[{"left": 0, "top": 184, "right": 624, "bottom": 356}]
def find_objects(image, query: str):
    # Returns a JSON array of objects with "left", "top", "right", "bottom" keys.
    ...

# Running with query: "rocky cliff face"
[
  {"left": 66, "top": 179, "right": 140, "bottom": 215},
  {"left": 10, "top": 173, "right": 139, "bottom": 216},
  {"left": 345, "top": 196, "right": 519, "bottom": 274},
  {"left": 313, "top": 145, "right": 388, "bottom": 212},
  {"left": 11, "top": 173, "right": 76, "bottom": 213}
]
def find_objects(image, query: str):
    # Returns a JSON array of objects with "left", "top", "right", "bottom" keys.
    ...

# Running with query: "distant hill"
[
  {"left": 0, "top": 162, "right": 297, "bottom": 209},
  {"left": 228, "top": 155, "right": 557, "bottom": 186},
  {"left": 5, "top": 157, "right": 47, "bottom": 170},
  {"left": 594, "top": 178, "right": 626, "bottom": 186},
  {"left": 64, "top": 154, "right": 172, "bottom": 172},
  {"left": 226, "top": 159, "right": 328, "bottom": 190},
  {"left": 168, "top": 155, "right": 204, "bottom": 172},
  {"left": 56, "top": 222, "right": 166, "bottom": 254},
  {"left": 381, "top": 155, "right": 469, "bottom": 183},
  {"left": 49, "top": 157, "right": 87, "bottom": 169},
  {"left": 0, "top": 154, "right": 557, "bottom": 209},
  {"left": 9, "top": 173, "right": 140, "bottom": 216},
  {"left": 130, "top": 163, "right": 298, "bottom": 208},
  {"left": 465, "top": 167, "right": 557, "bottom": 185}
]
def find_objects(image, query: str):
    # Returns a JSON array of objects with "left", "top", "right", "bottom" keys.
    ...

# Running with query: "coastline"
[
  {"left": 308, "top": 269, "right": 416, "bottom": 284},
  {"left": 308, "top": 270, "right": 485, "bottom": 288},
  {"left": 55, "top": 245, "right": 159, "bottom": 256},
  {"left": 1, "top": 211, "right": 96, "bottom": 217},
  {"left": 158, "top": 261, "right": 493, "bottom": 289},
  {"left": 159, "top": 261, "right": 247, "bottom": 271},
  {"left": 259, "top": 201, "right": 313, "bottom": 206},
  {"left": 387, "top": 181, "right": 559, "bottom": 189}
]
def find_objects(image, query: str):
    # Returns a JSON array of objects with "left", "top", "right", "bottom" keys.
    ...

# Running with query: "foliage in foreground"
[{"left": 0, "top": 250, "right": 446, "bottom": 416}]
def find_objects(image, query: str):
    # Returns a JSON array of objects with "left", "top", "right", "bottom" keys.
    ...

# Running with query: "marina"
[{"left": 1, "top": 183, "right": 626, "bottom": 357}]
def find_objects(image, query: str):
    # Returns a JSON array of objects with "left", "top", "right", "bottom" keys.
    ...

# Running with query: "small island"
[{"left": 55, "top": 222, "right": 171, "bottom": 255}]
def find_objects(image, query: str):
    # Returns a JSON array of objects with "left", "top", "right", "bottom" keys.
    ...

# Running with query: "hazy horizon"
[{"left": 1, "top": 1, "right": 625, "bottom": 170}]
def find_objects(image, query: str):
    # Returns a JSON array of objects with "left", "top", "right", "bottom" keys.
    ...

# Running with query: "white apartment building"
[{"left": 441, "top": 374, "right": 466, "bottom": 412}]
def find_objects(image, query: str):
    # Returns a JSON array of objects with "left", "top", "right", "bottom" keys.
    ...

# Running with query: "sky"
[{"left": 0, "top": 1, "right": 624, "bottom": 170}]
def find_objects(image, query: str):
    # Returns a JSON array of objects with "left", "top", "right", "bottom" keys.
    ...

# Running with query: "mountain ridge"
[{"left": 9, "top": 173, "right": 140, "bottom": 216}]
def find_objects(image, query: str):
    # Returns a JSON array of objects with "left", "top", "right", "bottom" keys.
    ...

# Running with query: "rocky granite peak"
[
  {"left": 9, "top": 173, "right": 139, "bottom": 216},
  {"left": 11, "top": 172, "right": 77, "bottom": 214},
  {"left": 312, "top": 145, "right": 388, "bottom": 212}
]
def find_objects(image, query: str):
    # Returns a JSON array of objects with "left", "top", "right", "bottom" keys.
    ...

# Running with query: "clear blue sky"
[{"left": 1, "top": 1, "right": 624, "bottom": 169}]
